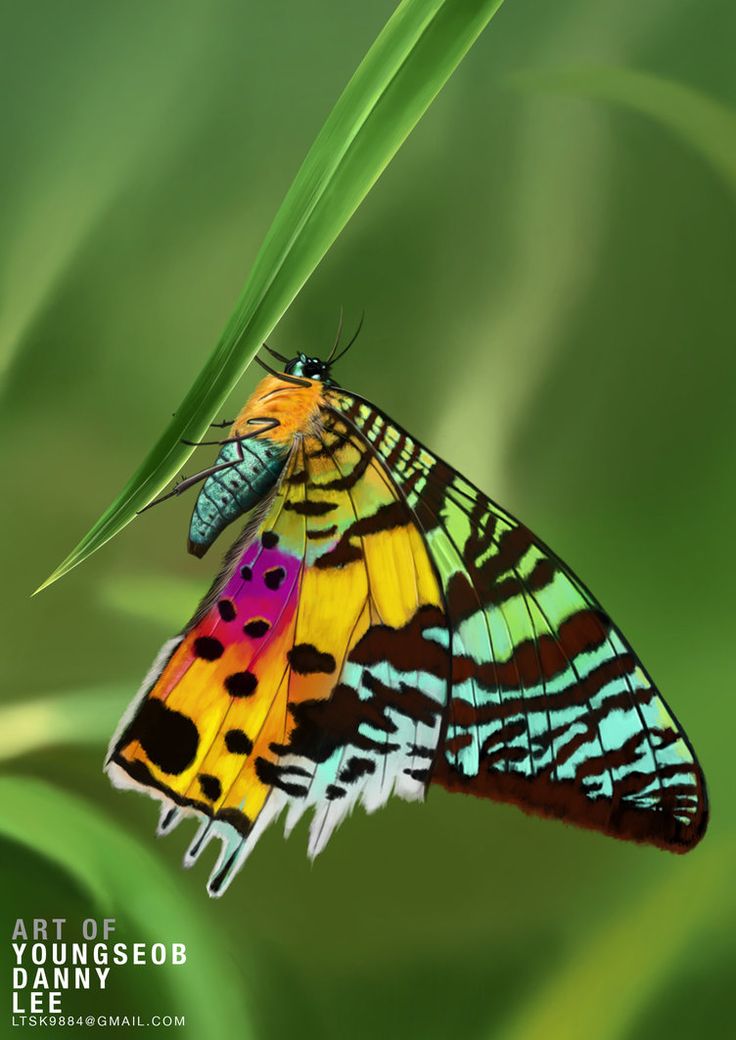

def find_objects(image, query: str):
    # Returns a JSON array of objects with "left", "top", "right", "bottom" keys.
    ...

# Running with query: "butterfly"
[{"left": 106, "top": 325, "right": 708, "bottom": 896}]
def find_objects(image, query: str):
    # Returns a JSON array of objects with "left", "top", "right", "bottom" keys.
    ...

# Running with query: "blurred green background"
[{"left": 1, "top": 1, "right": 734, "bottom": 1038}]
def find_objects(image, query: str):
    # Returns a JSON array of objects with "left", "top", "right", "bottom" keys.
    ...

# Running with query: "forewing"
[
  {"left": 108, "top": 417, "right": 450, "bottom": 894},
  {"left": 326, "top": 388, "right": 708, "bottom": 851}
]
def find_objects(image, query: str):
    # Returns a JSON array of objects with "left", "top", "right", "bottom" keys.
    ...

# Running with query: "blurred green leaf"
[
  {"left": 99, "top": 573, "right": 206, "bottom": 630},
  {"left": 512, "top": 64, "right": 736, "bottom": 192},
  {"left": 38, "top": 0, "right": 507, "bottom": 593},
  {"left": 0, "top": 687, "right": 127, "bottom": 761},
  {"left": 0, "top": 5, "right": 210, "bottom": 389},
  {"left": 0, "top": 776, "right": 250, "bottom": 1038},
  {"left": 496, "top": 840, "right": 735, "bottom": 1040},
  {"left": 435, "top": 92, "right": 611, "bottom": 488}
]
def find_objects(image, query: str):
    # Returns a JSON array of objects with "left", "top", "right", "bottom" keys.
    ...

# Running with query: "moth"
[{"left": 106, "top": 325, "right": 708, "bottom": 896}]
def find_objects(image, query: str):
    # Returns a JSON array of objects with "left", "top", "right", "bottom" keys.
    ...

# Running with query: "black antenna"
[
  {"left": 254, "top": 355, "right": 311, "bottom": 387},
  {"left": 331, "top": 311, "right": 365, "bottom": 364},
  {"left": 262, "top": 342, "right": 288, "bottom": 364},
  {"left": 326, "top": 306, "right": 344, "bottom": 363}
]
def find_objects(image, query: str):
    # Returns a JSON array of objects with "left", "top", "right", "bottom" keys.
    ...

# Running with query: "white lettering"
[{"left": 12, "top": 920, "right": 28, "bottom": 941}]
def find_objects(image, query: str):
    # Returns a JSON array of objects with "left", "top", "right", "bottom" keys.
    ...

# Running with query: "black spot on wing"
[
  {"left": 264, "top": 566, "right": 286, "bottom": 590},
  {"left": 288, "top": 643, "right": 336, "bottom": 675},
  {"left": 120, "top": 699, "right": 199, "bottom": 775},
  {"left": 217, "top": 599, "right": 237, "bottom": 621},
  {"left": 244, "top": 618, "right": 270, "bottom": 638},
  {"left": 224, "top": 671, "right": 258, "bottom": 697},
  {"left": 225, "top": 729, "right": 253, "bottom": 755},
  {"left": 261, "top": 531, "right": 280, "bottom": 549},
  {"left": 198, "top": 774, "right": 222, "bottom": 801},
  {"left": 193, "top": 636, "right": 224, "bottom": 660}
]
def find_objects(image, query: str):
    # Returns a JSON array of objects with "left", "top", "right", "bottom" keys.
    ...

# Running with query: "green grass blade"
[
  {"left": 512, "top": 64, "right": 736, "bottom": 191},
  {"left": 0, "top": 777, "right": 250, "bottom": 1037},
  {"left": 38, "top": 0, "right": 506, "bottom": 593}
]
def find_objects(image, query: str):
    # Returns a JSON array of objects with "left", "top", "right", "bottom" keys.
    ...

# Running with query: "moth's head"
[
  {"left": 258, "top": 312, "right": 364, "bottom": 387},
  {"left": 284, "top": 352, "right": 333, "bottom": 382}
]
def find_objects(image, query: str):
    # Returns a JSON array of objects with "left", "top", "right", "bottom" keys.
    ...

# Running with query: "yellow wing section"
[{"left": 107, "top": 406, "right": 447, "bottom": 895}]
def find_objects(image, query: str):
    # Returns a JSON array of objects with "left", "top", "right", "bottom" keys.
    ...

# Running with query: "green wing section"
[{"left": 325, "top": 388, "right": 707, "bottom": 851}]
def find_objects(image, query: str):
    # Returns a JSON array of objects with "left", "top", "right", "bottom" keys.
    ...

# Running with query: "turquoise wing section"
[{"left": 325, "top": 388, "right": 707, "bottom": 852}]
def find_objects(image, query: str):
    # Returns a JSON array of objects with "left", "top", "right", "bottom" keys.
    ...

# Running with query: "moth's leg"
[
  {"left": 181, "top": 438, "right": 234, "bottom": 447},
  {"left": 138, "top": 447, "right": 245, "bottom": 515},
  {"left": 181, "top": 436, "right": 251, "bottom": 447},
  {"left": 210, "top": 418, "right": 235, "bottom": 429},
  {"left": 139, "top": 418, "right": 279, "bottom": 514},
  {"left": 182, "top": 416, "right": 280, "bottom": 448}
]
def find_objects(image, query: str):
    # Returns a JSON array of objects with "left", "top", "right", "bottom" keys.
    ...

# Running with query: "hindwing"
[{"left": 325, "top": 388, "right": 708, "bottom": 852}]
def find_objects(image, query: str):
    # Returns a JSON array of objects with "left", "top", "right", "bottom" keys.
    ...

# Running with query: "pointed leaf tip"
[{"left": 43, "top": 0, "right": 507, "bottom": 589}]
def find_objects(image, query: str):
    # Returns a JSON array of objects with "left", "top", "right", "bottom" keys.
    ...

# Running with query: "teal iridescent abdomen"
[{"left": 188, "top": 437, "right": 287, "bottom": 557}]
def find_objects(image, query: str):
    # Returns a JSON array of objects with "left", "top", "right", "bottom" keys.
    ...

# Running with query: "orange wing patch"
[{"left": 107, "top": 406, "right": 448, "bottom": 894}]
